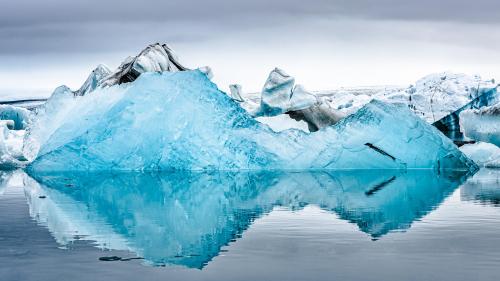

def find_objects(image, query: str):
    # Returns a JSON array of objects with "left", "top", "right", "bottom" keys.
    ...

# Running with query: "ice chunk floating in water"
[
  {"left": 460, "top": 103, "right": 500, "bottom": 147},
  {"left": 258, "top": 68, "right": 318, "bottom": 116},
  {"left": 28, "top": 71, "right": 477, "bottom": 172},
  {"left": 460, "top": 142, "right": 500, "bottom": 168},
  {"left": 0, "top": 105, "right": 32, "bottom": 167},
  {"left": 0, "top": 105, "right": 32, "bottom": 130}
]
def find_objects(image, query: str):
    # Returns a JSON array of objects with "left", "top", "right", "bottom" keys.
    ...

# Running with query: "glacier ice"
[
  {"left": 24, "top": 169, "right": 469, "bottom": 267},
  {"left": 352, "top": 72, "right": 498, "bottom": 126},
  {"left": 250, "top": 68, "right": 341, "bottom": 132},
  {"left": 27, "top": 70, "right": 476, "bottom": 172},
  {"left": 197, "top": 65, "right": 214, "bottom": 80},
  {"left": 100, "top": 43, "right": 190, "bottom": 87},
  {"left": 348, "top": 72, "right": 498, "bottom": 139},
  {"left": 0, "top": 104, "right": 32, "bottom": 130},
  {"left": 23, "top": 43, "right": 200, "bottom": 159},
  {"left": 74, "top": 64, "right": 111, "bottom": 96},
  {"left": 258, "top": 68, "right": 318, "bottom": 116},
  {"left": 316, "top": 87, "right": 391, "bottom": 117},
  {"left": 402, "top": 72, "right": 497, "bottom": 123},
  {"left": 242, "top": 69, "right": 498, "bottom": 135},
  {"left": 288, "top": 102, "right": 345, "bottom": 132},
  {"left": 255, "top": 114, "right": 310, "bottom": 132},
  {"left": 460, "top": 142, "right": 500, "bottom": 168},
  {"left": 248, "top": 71, "right": 498, "bottom": 134},
  {"left": 24, "top": 43, "right": 219, "bottom": 165},
  {"left": 23, "top": 85, "right": 78, "bottom": 161},
  {"left": 0, "top": 105, "right": 32, "bottom": 167},
  {"left": 229, "top": 84, "right": 245, "bottom": 102},
  {"left": 0, "top": 122, "right": 27, "bottom": 168},
  {"left": 41, "top": 43, "right": 201, "bottom": 101},
  {"left": 460, "top": 103, "right": 500, "bottom": 147},
  {"left": 433, "top": 86, "right": 498, "bottom": 141}
]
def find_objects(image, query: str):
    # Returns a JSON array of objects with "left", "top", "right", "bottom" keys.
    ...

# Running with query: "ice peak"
[
  {"left": 99, "top": 43, "right": 190, "bottom": 88},
  {"left": 262, "top": 68, "right": 295, "bottom": 93},
  {"left": 229, "top": 84, "right": 244, "bottom": 102},
  {"left": 46, "top": 43, "right": 206, "bottom": 99},
  {"left": 94, "top": 64, "right": 111, "bottom": 75},
  {"left": 259, "top": 68, "right": 319, "bottom": 116},
  {"left": 74, "top": 64, "right": 111, "bottom": 96}
]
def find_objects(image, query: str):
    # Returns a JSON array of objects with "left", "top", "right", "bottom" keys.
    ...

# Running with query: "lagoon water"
[{"left": 1, "top": 169, "right": 500, "bottom": 281}]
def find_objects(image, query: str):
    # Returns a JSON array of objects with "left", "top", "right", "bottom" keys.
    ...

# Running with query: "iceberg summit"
[{"left": 28, "top": 70, "right": 476, "bottom": 172}]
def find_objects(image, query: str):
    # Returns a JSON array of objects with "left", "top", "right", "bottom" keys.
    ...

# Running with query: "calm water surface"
[{"left": 1, "top": 169, "right": 499, "bottom": 281}]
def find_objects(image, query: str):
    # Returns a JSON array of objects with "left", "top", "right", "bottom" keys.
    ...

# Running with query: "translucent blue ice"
[
  {"left": 28, "top": 71, "right": 477, "bottom": 172},
  {"left": 434, "top": 87, "right": 498, "bottom": 141},
  {"left": 0, "top": 104, "right": 32, "bottom": 130}
]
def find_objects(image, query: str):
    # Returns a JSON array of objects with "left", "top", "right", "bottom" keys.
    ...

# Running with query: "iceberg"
[
  {"left": 100, "top": 43, "right": 190, "bottom": 87},
  {"left": 257, "top": 72, "right": 498, "bottom": 134},
  {"left": 24, "top": 43, "right": 209, "bottom": 161},
  {"left": 433, "top": 87, "right": 498, "bottom": 142},
  {"left": 245, "top": 71, "right": 498, "bottom": 134},
  {"left": 460, "top": 103, "right": 500, "bottom": 147},
  {"left": 27, "top": 70, "right": 476, "bottom": 172},
  {"left": 366, "top": 73, "right": 496, "bottom": 120},
  {"left": 24, "top": 169, "right": 469, "bottom": 267},
  {"left": 318, "top": 87, "right": 392, "bottom": 117},
  {"left": 460, "top": 142, "right": 500, "bottom": 168},
  {"left": 401, "top": 72, "right": 497, "bottom": 124},
  {"left": 0, "top": 105, "right": 32, "bottom": 167},
  {"left": 0, "top": 122, "right": 27, "bottom": 168},
  {"left": 23, "top": 85, "right": 77, "bottom": 161},
  {"left": 249, "top": 68, "right": 342, "bottom": 131},
  {"left": 39, "top": 43, "right": 198, "bottom": 101},
  {"left": 197, "top": 65, "right": 214, "bottom": 80},
  {"left": 0, "top": 104, "right": 32, "bottom": 130},
  {"left": 255, "top": 114, "right": 310, "bottom": 132},
  {"left": 288, "top": 102, "right": 345, "bottom": 132},
  {"left": 228, "top": 84, "right": 245, "bottom": 102},
  {"left": 258, "top": 68, "right": 319, "bottom": 116}
]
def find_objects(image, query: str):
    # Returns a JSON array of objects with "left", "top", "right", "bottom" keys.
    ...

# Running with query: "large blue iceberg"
[{"left": 28, "top": 71, "right": 477, "bottom": 172}]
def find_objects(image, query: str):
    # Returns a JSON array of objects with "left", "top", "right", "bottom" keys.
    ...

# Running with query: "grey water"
[{"left": 1, "top": 169, "right": 500, "bottom": 281}]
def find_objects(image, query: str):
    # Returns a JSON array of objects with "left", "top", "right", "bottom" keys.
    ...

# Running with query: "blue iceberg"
[
  {"left": 459, "top": 102, "right": 500, "bottom": 147},
  {"left": 433, "top": 87, "right": 498, "bottom": 143},
  {"left": 0, "top": 104, "right": 32, "bottom": 130},
  {"left": 28, "top": 70, "right": 477, "bottom": 172}
]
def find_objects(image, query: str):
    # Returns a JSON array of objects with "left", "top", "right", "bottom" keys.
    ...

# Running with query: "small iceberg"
[
  {"left": 460, "top": 103, "right": 500, "bottom": 147},
  {"left": 460, "top": 142, "right": 500, "bottom": 168},
  {"left": 0, "top": 105, "right": 32, "bottom": 168}
]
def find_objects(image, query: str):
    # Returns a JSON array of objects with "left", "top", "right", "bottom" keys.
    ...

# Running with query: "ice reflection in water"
[
  {"left": 24, "top": 170, "right": 471, "bottom": 268},
  {"left": 461, "top": 169, "right": 500, "bottom": 207}
]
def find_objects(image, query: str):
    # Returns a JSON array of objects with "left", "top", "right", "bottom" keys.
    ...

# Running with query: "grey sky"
[{"left": 1, "top": 0, "right": 499, "bottom": 97}]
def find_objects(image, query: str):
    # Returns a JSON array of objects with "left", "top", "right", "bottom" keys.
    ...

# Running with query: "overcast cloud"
[{"left": 1, "top": 0, "right": 499, "bottom": 97}]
